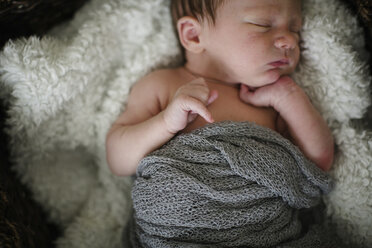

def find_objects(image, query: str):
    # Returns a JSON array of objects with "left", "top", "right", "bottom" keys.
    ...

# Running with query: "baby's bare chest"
[{"left": 182, "top": 83, "right": 278, "bottom": 133}]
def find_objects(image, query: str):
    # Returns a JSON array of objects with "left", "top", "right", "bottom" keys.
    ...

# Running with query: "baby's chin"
[
  {"left": 262, "top": 67, "right": 296, "bottom": 85},
  {"left": 233, "top": 66, "right": 297, "bottom": 87},
  {"left": 240, "top": 70, "right": 282, "bottom": 88}
]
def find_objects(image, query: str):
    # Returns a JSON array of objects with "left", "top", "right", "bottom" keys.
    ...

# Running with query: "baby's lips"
[{"left": 269, "top": 59, "right": 289, "bottom": 67}]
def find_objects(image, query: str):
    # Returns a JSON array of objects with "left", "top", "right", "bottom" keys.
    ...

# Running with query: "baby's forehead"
[
  {"left": 217, "top": 0, "right": 302, "bottom": 20},
  {"left": 220, "top": 0, "right": 301, "bottom": 13}
]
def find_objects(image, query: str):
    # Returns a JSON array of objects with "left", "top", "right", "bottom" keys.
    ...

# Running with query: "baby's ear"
[{"left": 177, "top": 16, "right": 204, "bottom": 54}]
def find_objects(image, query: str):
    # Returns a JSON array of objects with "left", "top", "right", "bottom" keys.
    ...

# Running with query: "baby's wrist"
[
  {"left": 159, "top": 110, "right": 181, "bottom": 135},
  {"left": 272, "top": 78, "right": 305, "bottom": 111}
]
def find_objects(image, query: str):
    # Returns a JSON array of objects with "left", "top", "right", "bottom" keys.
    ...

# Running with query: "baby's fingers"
[
  {"left": 239, "top": 84, "right": 273, "bottom": 107},
  {"left": 182, "top": 96, "right": 214, "bottom": 123},
  {"left": 207, "top": 90, "right": 219, "bottom": 105}
]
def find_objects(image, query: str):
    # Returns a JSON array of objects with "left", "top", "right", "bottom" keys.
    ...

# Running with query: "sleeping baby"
[{"left": 106, "top": 0, "right": 336, "bottom": 247}]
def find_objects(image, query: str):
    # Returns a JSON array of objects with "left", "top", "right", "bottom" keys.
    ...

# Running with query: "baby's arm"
[
  {"left": 106, "top": 73, "right": 217, "bottom": 176},
  {"left": 240, "top": 76, "right": 334, "bottom": 171}
]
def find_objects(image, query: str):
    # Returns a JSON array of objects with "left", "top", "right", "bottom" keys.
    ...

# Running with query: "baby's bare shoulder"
[
  {"left": 135, "top": 68, "right": 184, "bottom": 91},
  {"left": 129, "top": 67, "right": 186, "bottom": 110}
]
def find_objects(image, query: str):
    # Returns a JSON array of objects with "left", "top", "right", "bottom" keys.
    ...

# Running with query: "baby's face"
[{"left": 201, "top": 0, "right": 302, "bottom": 87}]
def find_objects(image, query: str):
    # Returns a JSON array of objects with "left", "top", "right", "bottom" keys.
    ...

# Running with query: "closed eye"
[
  {"left": 290, "top": 25, "right": 302, "bottom": 34},
  {"left": 290, "top": 29, "right": 301, "bottom": 37},
  {"left": 248, "top": 22, "right": 271, "bottom": 28},
  {"left": 290, "top": 22, "right": 302, "bottom": 34}
]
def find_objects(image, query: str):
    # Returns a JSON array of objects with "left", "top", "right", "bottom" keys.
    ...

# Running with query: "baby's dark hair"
[{"left": 171, "top": 0, "right": 225, "bottom": 26}]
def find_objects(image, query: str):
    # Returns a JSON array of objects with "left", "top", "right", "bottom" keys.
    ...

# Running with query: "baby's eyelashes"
[
  {"left": 245, "top": 22, "right": 271, "bottom": 31},
  {"left": 247, "top": 22, "right": 270, "bottom": 28}
]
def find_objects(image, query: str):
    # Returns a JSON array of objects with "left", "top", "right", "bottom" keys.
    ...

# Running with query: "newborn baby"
[
  {"left": 106, "top": 0, "right": 336, "bottom": 247},
  {"left": 106, "top": 0, "right": 334, "bottom": 176}
]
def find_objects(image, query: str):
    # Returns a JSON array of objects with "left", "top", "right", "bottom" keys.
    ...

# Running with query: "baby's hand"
[
  {"left": 163, "top": 78, "right": 218, "bottom": 134},
  {"left": 239, "top": 76, "right": 303, "bottom": 110}
]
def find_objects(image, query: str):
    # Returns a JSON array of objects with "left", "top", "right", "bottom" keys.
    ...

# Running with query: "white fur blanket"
[{"left": 0, "top": 0, "right": 371, "bottom": 247}]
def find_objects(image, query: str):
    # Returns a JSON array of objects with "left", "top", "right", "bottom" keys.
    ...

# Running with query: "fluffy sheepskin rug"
[{"left": 0, "top": 0, "right": 371, "bottom": 247}]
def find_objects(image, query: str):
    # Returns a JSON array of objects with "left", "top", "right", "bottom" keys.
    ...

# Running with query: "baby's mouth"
[{"left": 269, "top": 59, "right": 289, "bottom": 68}]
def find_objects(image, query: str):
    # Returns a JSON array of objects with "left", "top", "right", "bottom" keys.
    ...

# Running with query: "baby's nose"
[{"left": 274, "top": 33, "right": 298, "bottom": 50}]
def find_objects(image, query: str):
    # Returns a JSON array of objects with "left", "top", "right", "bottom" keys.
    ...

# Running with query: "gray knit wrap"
[{"left": 130, "top": 121, "right": 333, "bottom": 247}]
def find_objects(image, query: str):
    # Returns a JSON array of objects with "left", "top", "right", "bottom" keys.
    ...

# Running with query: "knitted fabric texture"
[{"left": 131, "top": 121, "right": 332, "bottom": 247}]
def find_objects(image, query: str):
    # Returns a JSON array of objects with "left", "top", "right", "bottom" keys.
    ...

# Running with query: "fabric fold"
[{"left": 131, "top": 121, "right": 333, "bottom": 247}]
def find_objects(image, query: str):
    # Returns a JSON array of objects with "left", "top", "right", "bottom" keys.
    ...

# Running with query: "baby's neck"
[
  {"left": 183, "top": 60, "right": 240, "bottom": 88},
  {"left": 183, "top": 66, "right": 235, "bottom": 86}
]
